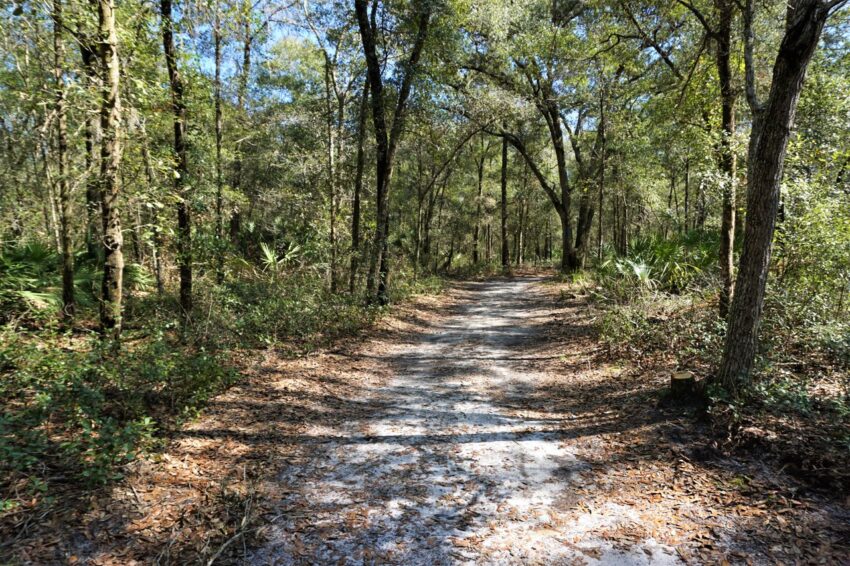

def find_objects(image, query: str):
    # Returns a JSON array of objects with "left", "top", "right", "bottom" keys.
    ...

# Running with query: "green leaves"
[{"left": 0, "top": 333, "right": 234, "bottom": 489}]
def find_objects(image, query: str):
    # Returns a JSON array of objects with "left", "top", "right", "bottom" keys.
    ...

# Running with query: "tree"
[
  {"left": 161, "top": 0, "right": 192, "bottom": 321},
  {"left": 213, "top": 2, "right": 225, "bottom": 283},
  {"left": 98, "top": 0, "right": 124, "bottom": 337},
  {"left": 500, "top": 134, "right": 509, "bottom": 270},
  {"left": 717, "top": 0, "right": 848, "bottom": 390},
  {"left": 52, "top": 0, "right": 74, "bottom": 318},
  {"left": 674, "top": 0, "right": 739, "bottom": 317},
  {"left": 350, "top": 74, "right": 369, "bottom": 294},
  {"left": 354, "top": 0, "right": 433, "bottom": 304}
]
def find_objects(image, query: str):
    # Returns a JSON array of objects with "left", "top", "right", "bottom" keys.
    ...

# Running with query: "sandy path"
[{"left": 253, "top": 278, "right": 679, "bottom": 565}]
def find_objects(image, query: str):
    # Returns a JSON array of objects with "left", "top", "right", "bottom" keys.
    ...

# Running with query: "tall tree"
[
  {"left": 79, "top": 34, "right": 101, "bottom": 262},
  {"left": 354, "top": 0, "right": 432, "bottom": 304},
  {"left": 500, "top": 134, "right": 509, "bottom": 270},
  {"left": 98, "top": 0, "right": 124, "bottom": 337},
  {"left": 350, "top": 74, "right": 369, "bottom": 294},
  {"left": 213, "top": 4, "right": 224, "bottom": 283},
  {"left": 472, "top": 135, "right": 494, "bottom": 265},
  {"left": 675, "top": 0, "right": 739, "bottom": 317},
  {"left": 717, "top": 0, "right": 847, "bottom": 390},
  {"left": 52, "top": 0, "right": 74, "bottom": 318},
  {"left": 161, "top": 0, "right": 192, "bottom": 321}
]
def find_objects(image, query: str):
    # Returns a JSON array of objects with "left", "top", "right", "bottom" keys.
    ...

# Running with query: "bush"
[
  {"left": 0, "top": 330, "right": 234, "bottom": 490},
  {"left": 595, "top": 232, "right": 719, "bottom": 301},
  {"left": 0, "top": 241, "right": 151, "bottom": 325}
]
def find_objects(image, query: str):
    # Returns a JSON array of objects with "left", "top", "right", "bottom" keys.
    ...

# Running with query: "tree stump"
[{"left": 670, "top": 371, "right": 696, "bottom": 400}]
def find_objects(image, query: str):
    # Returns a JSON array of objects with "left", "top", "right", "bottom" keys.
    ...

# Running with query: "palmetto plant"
[
  {"left": 259, "top": 241, "right": 301, "bottom": 281},
  {"left": 0, "top": 242, "right": 152, "bottom": 320},
  {"left": 0, "top": 242, "right": 63, "bottom": 316}
]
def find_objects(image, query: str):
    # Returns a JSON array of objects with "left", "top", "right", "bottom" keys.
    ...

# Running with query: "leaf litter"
[{"left": 5, "top": 275, "right": 850, "bottom": 564}]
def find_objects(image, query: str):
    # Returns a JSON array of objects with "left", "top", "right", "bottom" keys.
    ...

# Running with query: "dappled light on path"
[{"left": 253, "top": 278, "right": 679, "bottom": 564}]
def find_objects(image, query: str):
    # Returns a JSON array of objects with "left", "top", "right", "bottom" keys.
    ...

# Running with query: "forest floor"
[{"left": 8, "top": 275, "right": 850, "bottom": 565}]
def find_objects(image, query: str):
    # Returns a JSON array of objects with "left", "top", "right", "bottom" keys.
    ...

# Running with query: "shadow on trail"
[{"left": 48, "top": 275, "right": 850, "bottom": 565}]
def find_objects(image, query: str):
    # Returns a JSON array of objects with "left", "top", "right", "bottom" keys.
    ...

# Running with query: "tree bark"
[
  {"left": 139, "top": 124, "right": 164, "bottom": 295},
  {"left": 52, "top": 0, "right": 74, "bottom": 319},
  {"left": 684, "top": 157, "right": 690, "bottom": 230},
  {"left": 717, "top": 0, "right": 839, "bottom": 390},
  {"left": 716, "top": 0, "right": 737, "bottom": 318},
  {"left": 546, "top": 105, "right": 578, "bottom": 271},
  {"left": 323, "top": 55, "right": 339, "bottom": 293},
  {"left": 97, "top": 0, "right": 124, "bottom": 338},
  {"left": 473, "top": 141, "right": 485, "bottom": 264},
  {"left": 597, "top": 97, "right": 606, "bottom": 261},
  {"left": 80, "top": 39, "right": 101, "bottom": 261},
  {"left": 161, "top": 0, "right": 192, "bottom": 321},
  {"left": 214, "top": 7, "right": 224, "bottom": 283},
  {"left": 500, "top": 135, "right": 509, "bottom": 270},
  {"left": 350, "top": 74, "right": 369, "bottom": 294},
  {"left": 355, "top": 0, "right": 431, "bottom": 304},
  {"left": 574, "top": 193, "right": 594, "bottom": 265},
  {"left": 231, "top": 1, "right": 252, "bottom": 248}
]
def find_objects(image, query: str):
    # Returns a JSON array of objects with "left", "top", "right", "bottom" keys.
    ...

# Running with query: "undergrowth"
[
  {"left": 588, "top": 231, "right": 850, "bottom": 491},
  {"left": 0, "top": 241, "right": 445, "bottom": 514}
]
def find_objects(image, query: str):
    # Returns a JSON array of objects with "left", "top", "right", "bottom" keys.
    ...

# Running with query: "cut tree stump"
[{"left": 670, "top": 371, "right": 696, "bottom": 400}]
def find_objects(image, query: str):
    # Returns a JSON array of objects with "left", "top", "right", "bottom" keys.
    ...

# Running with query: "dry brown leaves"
[{"left": 2, "top": 290, "right": 457, "bottom": 565}]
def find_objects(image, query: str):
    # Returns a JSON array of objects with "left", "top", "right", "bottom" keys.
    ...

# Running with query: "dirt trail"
[
  {"left": 253, "top": 278, "right": 678, "bottom": 565},
  {"left": 20, "top": 276, "right": 847, "bottom": 564}
]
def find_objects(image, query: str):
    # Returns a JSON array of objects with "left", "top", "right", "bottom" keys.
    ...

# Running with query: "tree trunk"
[
  {"left": 52, "top": 0, "right": 74, "bottom": 319},
  {"left": 323, "top": 56, "right": 338, "bottom": 293},
  {"left": 355, "top": 0, "right": 431, "bottom": 305},
  {"left": 717, "top": 0, "right": 835, "bottom": 391},
  {"left": 214, "top": 8, "right": 224, "bottom": 283},
  {"left": 473, "top": 148, "right": 484, "bottom": 264},
  {"left": 597, "top": 99, "right": 606, "bottom": 261},
  {"left": 684, "top": 157, "right": 690, "bottom": 231},
  {"left": 97, "top": 0, "right": 124, "bottom": 338},
  {"left": 546, "top": 105, "right": 577, "bottom": 272},
  {"left": 140, "top": 127, "right": 164, "bottom": 294},
  {"left": 574, "top": 193, "right": 594, "bottom": 267},
  {"left": 161, "top": 0, "right": 192, "bottom": 322},
  {"left": 486, "top": 222, "right": 491, "bottom": 264},
  {"left": 500, "top": 135, "right": 509, "bottom": 270},
  {"left": 517, "top": 199, "right": 525, "bottom": 265},
  {"left": 350, "top": 74, "right": 368, "bottom": 294},
  {"left": 231, "top": 3, "right": 252, "bottom": 248},
  {"left": 80, "top": 36, "right": 101, "bottom": 261},
  {"left": 716, "top": 0, "right": 737, "bottom": 318}
]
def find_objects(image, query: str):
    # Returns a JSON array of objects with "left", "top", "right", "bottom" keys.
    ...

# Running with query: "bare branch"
[{"left": 676, "top": 0, "right": 715, "bottom": 35}]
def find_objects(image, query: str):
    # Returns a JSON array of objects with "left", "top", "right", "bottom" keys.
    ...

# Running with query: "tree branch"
[{"left": 676, "top": 0, "right": 715, "bottom": 35}]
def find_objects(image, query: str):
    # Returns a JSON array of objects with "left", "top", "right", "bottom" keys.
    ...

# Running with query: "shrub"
[{"left": 0, "top": 331, "right": 234, "bottom": 489}]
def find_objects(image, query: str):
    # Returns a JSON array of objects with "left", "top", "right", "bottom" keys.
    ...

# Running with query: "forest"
[{"left": 1, "top": 0, "right": 849, "bottom": 563}]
